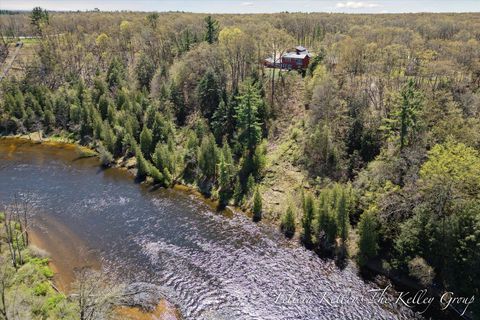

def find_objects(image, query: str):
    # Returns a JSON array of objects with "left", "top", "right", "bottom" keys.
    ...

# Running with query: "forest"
[{"left": 1, "top": 8, "right": 480, "bottom": 318}]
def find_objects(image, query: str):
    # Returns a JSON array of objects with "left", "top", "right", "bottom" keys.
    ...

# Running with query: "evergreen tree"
[
  {"left": 102, "top": 122, "right": 116, "bottom": 154},
  {"left": 204, "top": 16, "right": 219, "bottom": 44},
  {"left": 30, "top": 7, "right": 49, "bottom": 34},
  {"left": 149, "top": 163, "right": 165, "bottom": 185},
  {"left": 107, "top": 57, "right": 124, "bottom": 90},
  {"left": 233, "top": 176, "right": 243, "bottom": 205},
  {"left": 336, "top": 190, "right": 349, "bottom": 242},
  {"left": 140, "top": 126, "right": 153, "bottom": 159},
  {"left": 135, "top": 52, "right": 156, "bottom": 91},
  {"left": 384, "top": 79, "right": 423, "bottom": 151},
  {"left": 197, "top": 69, "right": 221, "bottom": 121},
  {"left": 198, "top": 133, "right": 218, "bottom": 180},
  {"left": 357, "top": 208, "right": 379, "bottom": 267},
  {"left": 252, "top": 188, "right": 262, "bottom": 222},
  {"left": 169, "top": 81, "right": 186, "bottom": 125},
  {"left": 13, "top": 91, "right": 26, "bottom": 119},
  {"left": 217, "top": 143, "right": 235, "bottom": 207},
  {"left": 281, "top": 204, "right": 296, "bottom": 238},
  {"left": 316, "top": 192, "right": 337, "bottom": 252},
  {"left": 235, "top": 82, "right": 262, "bottom": 154},
  {"left": 136, "top": 152, "right": 150, "bottom": 180},
  {"left": 152, "top": 142, "right": 174, "bottom": 186},
  {"left": 302, "top": 193, "right": 315, "bottom": 249},
  {"left": 98, "top": 94, "right": 110, "bottom": 120}
]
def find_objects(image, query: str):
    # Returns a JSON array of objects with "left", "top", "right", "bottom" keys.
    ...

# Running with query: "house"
[{"left": 264, "top": 46, "right": 311, "bottom": 70}]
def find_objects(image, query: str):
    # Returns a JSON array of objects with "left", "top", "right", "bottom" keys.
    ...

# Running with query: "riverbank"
[{"left": 0, "top": 135, "right": 466, "bottom": 320}]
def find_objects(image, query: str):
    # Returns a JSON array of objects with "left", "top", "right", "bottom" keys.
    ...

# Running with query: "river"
[{"left": 0, "top": 138, "right": 418, "bottom": 320}]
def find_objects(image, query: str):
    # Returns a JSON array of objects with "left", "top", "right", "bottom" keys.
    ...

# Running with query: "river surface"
[{"left": 0, "top": 139, "right": 417, "bottom": 320}]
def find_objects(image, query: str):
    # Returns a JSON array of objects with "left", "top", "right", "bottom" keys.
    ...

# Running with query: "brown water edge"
[
  {"left": 0, "top": 137, "right": 182, "bottom": 319},
  {"left": 29, "top": 217, "right": 181, "bottom": 320},
  {"left": 28, "top": 214, "right": 101, "bottom": 292}
]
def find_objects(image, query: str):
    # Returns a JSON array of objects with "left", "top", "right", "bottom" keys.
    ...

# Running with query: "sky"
[{"left": 1, "top": 0, "right": 479, "bottom": 13}]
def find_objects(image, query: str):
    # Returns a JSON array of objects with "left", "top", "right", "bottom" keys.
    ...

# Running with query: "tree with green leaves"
[
  {"left": 204, "top": 16, "right": 219, "bottom": 44},
  {"left": 169, "top": 81, "right": 186, "bottom": 125},
  {"left": 316, "top": 191, "right": 337, "bottom": 252},
  {"left": 336, "top": 189, "right": 349, "bottom": 242},
  {"left": 30, "top": 7, "right": 49, "bottom": 34},
  {"left": 217, "top": 142, "right": 235, "bottom": 207},
  {"left": 302, "top": 192, "right": 315, "bottom": 249},
  {"left": 197, "top": 69, "right": 221, "bottom": 120},
  {"left": 281, "top": 204, "right": 296, "bottom": 238},
  {"left": 198, "top": 133, "right": 218, "bottom": 181},
  {"left": 252, "top": 187, "right": 262, "bottom": 222},
  {"left": 152, "top": 142, "right": 174, "bottom": 186},
  {"left": 107, "top": 57, "right": 125, "bottom": 90},
  {"left": 384, "top": 79, "right": 423, "bottom": 151},
  {"left": 212, "top": 99, "right": 235, "bottom": 142},
  {"left": 140, "top": 126, "right": 153, "bottom": 159},
  {"left": 136, "top": 152, "right": 150, "bottom": 181},
  {"left": 235, "top": 82, "right": 262, "bottom": 154},
  {"left": 357, "top": 207, "right": 379, "bottom": 267},
  {"left": 135, "top": 52, "right": 156, "bottom": 91},
  {"left": 146, "top": 12, "right": 159, "bottom": 29}
]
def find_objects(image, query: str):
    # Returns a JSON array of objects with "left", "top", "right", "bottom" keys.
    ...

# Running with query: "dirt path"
[
  {"left": 260, "top": 73, "right": 309, "bottom": 222},
  {"left": 0, "top": 42, "right": 23, "bottom": 81}
]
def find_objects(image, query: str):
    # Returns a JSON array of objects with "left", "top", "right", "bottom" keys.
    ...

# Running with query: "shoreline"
[{"left": 1, "top": 134, "right": 464, "bottom": 320}]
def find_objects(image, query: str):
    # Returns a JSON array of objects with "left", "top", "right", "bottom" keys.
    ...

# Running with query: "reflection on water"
[{"left": 0, "top": 139, "right": 416, "bottom": 320}]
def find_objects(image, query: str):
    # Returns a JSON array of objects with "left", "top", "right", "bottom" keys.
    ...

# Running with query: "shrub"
[
  {"left": 34, "top": 282, "right": 50, "bottom": 296},
  {"left": 98, "top": 144, "right": 113, "bottom": 167},
  {"left": 408, "top": 256, "right": 435, "bottom": 286}
]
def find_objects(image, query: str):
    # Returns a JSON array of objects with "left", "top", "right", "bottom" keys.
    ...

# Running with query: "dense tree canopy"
[{"left": 1, "top": 10, "right": 480, "bottom": 316}]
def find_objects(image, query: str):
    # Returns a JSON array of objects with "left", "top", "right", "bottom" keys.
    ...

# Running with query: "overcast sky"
[{"left": 1, "top": 0, "right": 479, "bottom": 13}]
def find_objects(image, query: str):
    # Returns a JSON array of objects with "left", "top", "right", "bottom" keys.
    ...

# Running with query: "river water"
[{"left": 0, "top": 139, "right": 417, "bottom": 320}]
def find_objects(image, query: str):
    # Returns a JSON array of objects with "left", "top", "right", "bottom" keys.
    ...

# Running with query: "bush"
[
  {"left": 98, "top": 144, "right": 113, "bottom": 167},
  {"left": 408, "top": 256, "right": 435, "bottom": 286},
  {"left": 33, "top": 282, "right": 50, "bottom": 296},
  {"left": 28, "top": 245, "right": 50, "bottom": 259}
]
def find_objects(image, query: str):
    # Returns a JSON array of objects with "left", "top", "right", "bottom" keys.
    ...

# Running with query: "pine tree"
[
  {"left": 198, "top": 133, "right": 218, "bottom": 180},
  {"left": 204, "top": 16, "right": 219, "bottom": 44},
  {"left": 135, "top": 52, "right": 156, "bottom": 91},
  {"left": 102, "top": 122, "right": 116, "bottom": 154},
  {"left": 281, "top": 204, "right": 296, "bottom": 238},
  {"left": 212, "top": 100, "right": 232, "bottom": 142},
  {"left": 357, "top": 208, "right": 379, "bottom": 267},
  {"left": 217, "top": 142, "right": 235, "bottom": 207},
  {"left": 107, "top": 57, "right": 125, "bottom": 90},
  {"left": 197, "top": 69, "right": 221, "bottom": 121},
  {"left": 235, "top": 82, "right": 262, "bottom": 154},
  {"left": 302, "top": 193, "right": 315, "bottom": 249},
  {"left": 149, "top": 164, "right": 165, "bottom": 185},
  {"left": 336, "top": 189, "right": 349, "bottom": 242},
  {"left": 140, "top": 126, "right": 153, "bottom": 159},
  {"left": 136, "top": 152, "right": 149, "bottom": 180},
  {"left": 152, "top": 142, "right": 174, "bottom": 186},
  {"left": 252, "top": 188, "right": 262, "bottom": 222},
  {"left": 233, "top": 176, "right": 243, "bottom": 205},
  {"left": 169, "top": 81, "right": 186, "bottom": 125}
]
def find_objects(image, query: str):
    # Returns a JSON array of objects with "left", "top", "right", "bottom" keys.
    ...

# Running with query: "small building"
[{"left": 264, "top": 46, "right": 311, "bottom": 70}]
